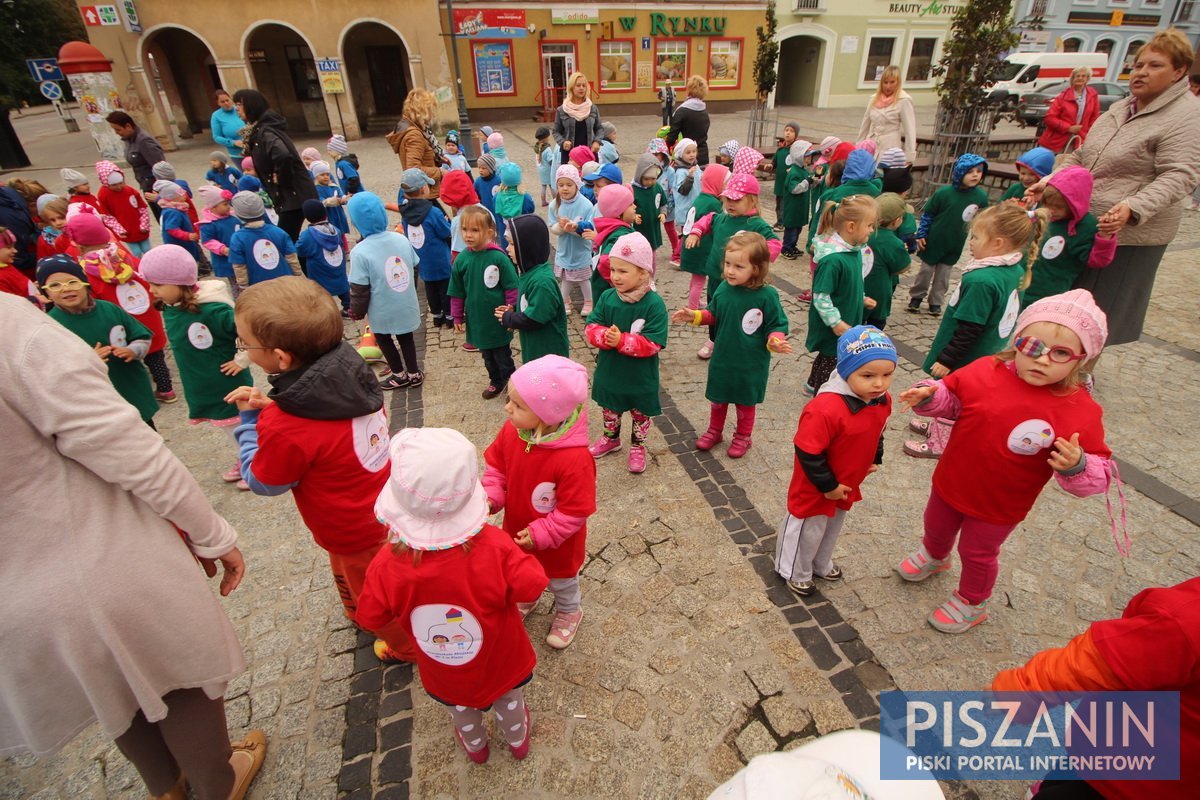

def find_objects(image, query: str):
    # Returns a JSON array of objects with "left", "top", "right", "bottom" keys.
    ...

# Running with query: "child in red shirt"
[
  {"left": 96, "top": 160, "right": 152, "bottom": 258},
  {"left": 897, "top": 289, "right": 1122, "bottom": 633},
  {"left": 0, "top": 227, "right": 42, "bottom": 306},
  {"left": 225, "top": 276, "right": 417, "bottom": 663},
  {"left": 483, "top": 355, "right": 596, "bottom": 650},
  {"left": 776, "top": 326, "right": 895, "bottom": 597},
  {"left": 357, "top": 428, "right": 547, "bottom": 765}
]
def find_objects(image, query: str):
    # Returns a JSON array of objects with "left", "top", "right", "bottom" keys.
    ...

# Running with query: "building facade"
[
  {"left": 1014, "top": 0, "right": 1200, "bottom": 81},
  {"left": 772, "top": 0, "right": 962, "bottom": 109}
]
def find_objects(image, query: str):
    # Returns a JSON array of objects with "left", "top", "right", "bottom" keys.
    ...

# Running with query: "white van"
[{"left": 990, "top": 52, "right": 1110, "bottom": 98}]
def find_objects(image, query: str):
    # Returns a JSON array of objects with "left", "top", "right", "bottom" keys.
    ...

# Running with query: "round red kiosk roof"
[{"left": 57, "top": 41, "right": 113, "bottom": 74}]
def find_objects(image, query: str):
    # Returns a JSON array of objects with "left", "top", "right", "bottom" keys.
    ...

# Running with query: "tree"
[
  {"left": 0, "top": 0, "right": 87, "bottom": 109},
  {"left": 932, "top": 0, "right": 1020, "bottom": 109},
  {"left": 752, "top": 5, "right": 779, "bottom": 101}
]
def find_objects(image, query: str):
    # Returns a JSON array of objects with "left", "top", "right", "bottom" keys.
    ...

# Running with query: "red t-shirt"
[
  {"left": 1087, "top": 577, "right": 1200, "bottom": 799},
  {"left": 484, "top": 422, "right": 596, "bottom": 579},
  {"left": 933, "top": 358, "right": 1110, "bottom": 525},
  {"left": 251, "top": 405, "right": 391, "bottom": 554},
  {"left": 0, "top": 265, "right": 40, "bottom": 305},
  {"left": 87, "top": 271, "right": 167, "bottom": 353},
  {"left": 788, "top": 391, "right": 891, "bottom": 518},
  {"left": 98, "top": 185, "right": 150, "bottom": 243},
  {"left": 356, "top": 524, "right": 548, "bottom": 709}
]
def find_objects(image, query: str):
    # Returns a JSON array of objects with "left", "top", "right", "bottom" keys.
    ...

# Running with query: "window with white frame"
[
  {"left": 1061, "top": 37, "right": 1083, "bottom": 53},
  {"left": 905, "top": 35, "right": 940, "bottom": 83},
  {"left": 861, "top": 34, "right": 901, "bottom": 85}
]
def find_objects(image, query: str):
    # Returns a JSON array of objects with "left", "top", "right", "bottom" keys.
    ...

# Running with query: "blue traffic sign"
[
  {"left": 39, "top": 81, "right": 63, "bottom": 102},
  {"left": 27, "top": 58, "right": 64, "bottom": 83}
]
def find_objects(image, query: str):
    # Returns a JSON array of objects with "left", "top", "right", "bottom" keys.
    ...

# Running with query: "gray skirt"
[{"left": 1072, "top": 243, "right": 1168, "bottom": 347}]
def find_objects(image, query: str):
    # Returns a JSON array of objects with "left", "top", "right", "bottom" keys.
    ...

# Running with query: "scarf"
[
  {"left": 616, "top": 280, "right": 652, "bottom": 304},
  {"left": 875, "top": 93, "right": 897, "bottom": 109},
  {"left": 959, "top": 250, "right": 1024, "bottom": 275},
  {"left": 41, "top": 226, "right": 64, "bottom": 248},
  {"left": 677, "top": 97, "right": 706, "bottom": 113},
  {"left": 81, "top": 243, "right": 134, "bottom": 284},
  {"left": 812, "top": 232, "right": 865, "bottom": 266},
  {"left": 421, "top": 125, "right": 445, "bottom": 167},
  {"left": 562, "top": 96, "right": 593, "bottom": 122},
  {"left": 159, "top": 198, "right": 191, "bottom": 212}
]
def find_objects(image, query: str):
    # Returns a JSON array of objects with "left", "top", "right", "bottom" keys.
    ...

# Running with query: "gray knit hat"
[
  {"left": 477, "top": 153, "right": 497, "bottom": 174},
  {"left": 60, "top": 168, "right": 87, "bottom": 189},
  {"left": 153, "top": 180, "right": 186, "bottom": 201},
  {"left": 231, "top": 190, "right": 265, "bottom": 221},
  {"left": 151, "top": 161, "right": 177, "bottom": 180},
  {"left": 209, "top": 150, "right": 229, "bottom": 164}
]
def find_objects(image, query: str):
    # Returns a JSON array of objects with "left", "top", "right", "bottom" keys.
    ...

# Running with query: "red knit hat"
[
  {"left": 830, "top": 142, "right": 856, "bottom": 163},
  {"left": 439, "top": 170, "right": 478, "bottom": 208}
]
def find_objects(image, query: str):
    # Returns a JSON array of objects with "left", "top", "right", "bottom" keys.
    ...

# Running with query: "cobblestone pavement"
[{"left": 3, "top": 113, "right": 1197, "bottom": 800}]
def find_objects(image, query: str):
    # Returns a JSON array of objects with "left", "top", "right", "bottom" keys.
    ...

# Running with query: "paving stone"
[
  {"left": 612, "top": 691, "right": 649, "bottom": 731},
  {"left": 377, "top": 746, "right": 412, "bottom": 785},
  {"left": 734, "top": 720, "right": 778, "bottom": 761},
  {"left": 761, "top": 695, "right": 816, "bottom": 739}
]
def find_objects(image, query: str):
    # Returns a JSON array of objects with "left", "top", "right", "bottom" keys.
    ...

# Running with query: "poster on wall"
[
  {"left": 473, "top": 41, "right": 514, "bottom": 95},
  {"left": 598, "top": 41, "right": 633, "bottom": 91},
  {"left": 453, "top": 9, "right": 527, "bottom": 38},
  {"left": 636, "top": 61, "right": 653, "bottom": 90},
  {"left": 708, "top": 39, "right": 741, "bottom": 88},
  {"left": 654, "top": 41, "right": 688, "bottom": 86}
]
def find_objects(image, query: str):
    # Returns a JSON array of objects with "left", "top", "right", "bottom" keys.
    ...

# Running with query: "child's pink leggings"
[
  {"left": 687, "top": 273, "right": 707, "bottom": 308},
  {"left": 922, "top": 488, "right": 1017, "bottom": 605},
  {"left": 665, "top": 221, "right": 680, "bottom": 261}
]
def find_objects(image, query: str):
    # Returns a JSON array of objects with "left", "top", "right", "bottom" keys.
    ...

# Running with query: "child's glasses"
[
  {"left": 1014, "top": 336, "right": 1087, "bottom": 364},
  {"left": 41, "top": 279, "right": 87, "bottom": 292},
  {"left": 234, "top": 337, "right": 274, "bottom": 352}
]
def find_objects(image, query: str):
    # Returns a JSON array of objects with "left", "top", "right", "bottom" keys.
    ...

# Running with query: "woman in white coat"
[
  {"left": 857, "top": 65, "right": 918, "bottom": 164},
  {"left": 0, "top": 293, "right": 265, "bottom": 800}
]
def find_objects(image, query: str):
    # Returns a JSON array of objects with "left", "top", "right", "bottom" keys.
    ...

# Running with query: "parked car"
[{"left": 1017, "top": 81, "right": 1130, "bottom": 129}]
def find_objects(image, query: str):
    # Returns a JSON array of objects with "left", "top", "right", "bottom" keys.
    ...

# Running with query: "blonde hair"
[
  {"left": 40, "top": 197, "right": 69, "bottom": 222},
  {"left": 816, "top": 194, "right": 879, "bottom": 236},
  {"left": 6, "top": 178, "right": 49, "bottom": 209},
  {"left": 685, "top": 75, "right": 708, "bottom": 100},
  {"left": 1136, "top": 28, "right": 1195, "bottom": 72},
  {"left": 724, "top": 231, "right": 771, "bottom": 289},
  {"left": 993, "top": 322, "right": 1095, "bottom": 390},
  {"left": 235, "top": 276, "right": 344, "bottom": 365},
  {"left": 458, "top": 205, "right": 496, "bottom": 240},
  {"left": 566, "top": 72, "right": 590, "bottom": 98},
  {"left": 401, "top": 89, "right": 437, "bottom": 128},
  {"left": 872, "top": 65, "right": 903, "bottom": 105},
  {"left": 970, "top": 203, "right": 1048, "bottom": 290}
]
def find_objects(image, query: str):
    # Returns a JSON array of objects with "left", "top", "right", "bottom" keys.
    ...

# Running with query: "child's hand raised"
[
  {"left": 604, "top": 325, "right": 621, "bottom": 348},
  {"left": 110, "top": 346, "right": 137, "bottom": 362},
  {"left": 515, "top": 529, "right": 535, "bottom": 551},
  {"left": 898, "top": 384, "right": 937, "bottom": 411},
  {"left": 684, "top": 234, "right": 699, "bottom": 249},
  {"left": 1048, "top": 433, "right": 1084, "bottom": 472},
  {"left": 219, "top": 359, "right": 245, "bottom": 376},
  {"left": 823, "top": 484, "right": 851, "bottom": 500},
  {"left": 670, "top": 307, "right": 696, "bottom": 324},
  {"left": 94, "top": 343, "right": 113, "bottom": 362},
  {"left": 224, "top": 385, "right": 273, "bottom": 412}
]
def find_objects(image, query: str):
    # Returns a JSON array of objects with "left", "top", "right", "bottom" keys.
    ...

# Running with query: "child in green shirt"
[
  {"left": 908, "top": 153, "right": 989, "bottom": 316},
  {"left": 772, "top": 122, "right": 800, "bottom": 227}
]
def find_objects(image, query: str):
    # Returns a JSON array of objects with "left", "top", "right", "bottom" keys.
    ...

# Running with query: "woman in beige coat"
[
  {"left": 857, "top": 65, "right": 918, "bottom": 164},
  {"left": 386, "top": 88, "right": 445, "bottom": 200},
  {"left": 1028, "top": 29, "right": 1200, "bottom": 345},
  {"left": 0, "top": 294, "right": 264, "bottom": 800}
]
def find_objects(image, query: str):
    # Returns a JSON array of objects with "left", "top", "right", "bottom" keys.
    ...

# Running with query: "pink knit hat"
[
  {"left": 555, "top": 164, "right": 582, "bottom": 190},
  {"left": 138, "top": 244, "right": 199, "bottom": 287},
  {"left": 300, "top": 147, "right": 321, "bottom": 162},
  {"left": 596, "top": 183, "right": 635, "bottom": 219},
  {"left": 1014, "top": 289, "right": 1108, "bottom": 358},
  {"left": 195, "top": 185, "right": 232, "bottom": 210},
  {"left": 720, "top": 173, "right": 760, "bottom": 201},
  {"left": 510, "top": 355, "right": 588, "bottom": 426},
  {"left": 568, "top": 145, "right": 594, "bottom": 169},
  {"left": 64, "top": 213, "right": 110, "bottom": 246},
  {"left": 732, "top": 146, "right": 764, "bottom": 176},
  {"left": 241, "top": 157, "right": 254, "bottom": 172},
  {"left": 855, "top": 139, "right": 878, "bottom": 157},
  {"left": 816, "top": 136, "right": 842, "bottom": 166},
  {"left": 609, "top": 231, "right": 654, "bottom": 276},
  {"left": 487, "top": 132, "right": 504, "bottom": 149}
]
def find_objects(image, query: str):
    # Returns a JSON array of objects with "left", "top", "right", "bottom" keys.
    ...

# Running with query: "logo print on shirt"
[
  {"left": 1007, "top": 419, "right": 1054, "bottom": 455},
  {"left": 351, "top": 409, "right": 390, "bottom": 472},
  {"left": 1041, "top": 235, "right": 1066, "bottom": 260},
  {"left": 520, "top": 295, "right": 529, "bottom": 312},
  {"left": 860, "top": 245, "right": 875, "bottom": 280},
  {"left": 187, "top": 322, "right": 213, "bottom": 350},
  {"left": 531, "top": 481, "right": 558, "bottom": 514},
  {"left": 682, "top": 207, "right": 697, "bottom": 236},
  {"left": 947, "top": 282, "right": 962, "bottom": 307},
  {"left": 116, "top": 281, "right": 151, "bottom": 315},
  {"left": 322, "top": 247, "right": 344, "bottom": 267},
  {"left": 408, "top": 224, "right": 426, "bottom": 249},
  {"left": 108, "top": 324, "right": 128, "bottom": 348},
  {"left": 385, "top": 256, "right": 411, "bottom": 292},
  {"left": 252, "top": 238, "right": 280, "bottom": 270},
  {"left": 962, "top": 204, "right": 980, "bottom": 222},
  {"left": 630, "top": 318, "right": 646, "bottom": 334},
  {"left": 410, "top": 605, "right": 483, "bottom": 665},
  {"left": 128, "top": 194, "right": 139, "bottom": 208},
  {"left": 741, "top": 308, "right": 764, "bottom": 335},
  {"left": 483, "top": 264, "right": 500, "bottom": 289},
  {"left": 997, "top": 290, "right": 1021, "bottom": 338}
]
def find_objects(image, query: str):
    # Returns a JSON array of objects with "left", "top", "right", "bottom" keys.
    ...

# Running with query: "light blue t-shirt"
[
  {"left": 671, "top": 164, "right": 703, "bottom": 227},
  {"left": 348, "top": 231, "right": 421, "bottom": 335},
  {"left": 548, "top": 194, "right": 595, "bottom": 271}
]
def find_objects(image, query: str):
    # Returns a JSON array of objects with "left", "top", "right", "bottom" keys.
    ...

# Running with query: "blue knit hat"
[
  {"left": 836, "top": 326, "right": 897, "bottom": 379},
  {"left": 499, "top": 162, "right": 523, "bottom": 188}
]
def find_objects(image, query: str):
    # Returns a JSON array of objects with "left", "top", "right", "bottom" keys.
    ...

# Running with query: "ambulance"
[{"left": 989, "top": 52, "right": 1111, "bottom": 100}]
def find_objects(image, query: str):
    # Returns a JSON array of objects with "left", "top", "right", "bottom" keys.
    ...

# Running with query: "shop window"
[
  {"left": 472, "top": 40, "right": 516, "bottom": 96},
  {"left": 862, "top": 36, "right": 898, "bottom": 84},
  {"left": 1118, "top": 40, "right": 1144, "bottom": 81},
  {"left": 285, "top": 45, "right": 321, "bottom": 102},
  {"left": 598, "top": 40, "right": 635, "bottom": 92},
  {"left": 708, "top": 39, "right": 743, "bottom": 90},
  {"left": 1061, "top": 37, "right": 1083, "bottom": 54},
  {"left": 905, "top": 36, "right": 940, "bottom": 84},
  {"left": 654, "top": 39, "right": 689, "bottom": 87}
]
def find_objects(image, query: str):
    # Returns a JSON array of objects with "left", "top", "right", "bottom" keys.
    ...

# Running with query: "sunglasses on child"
[{"left": 1014, "top": 335, "right": 1087, "bottom": 364}]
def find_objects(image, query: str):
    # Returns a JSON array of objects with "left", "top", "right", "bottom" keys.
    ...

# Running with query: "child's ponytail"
[
  {"left": 817, "top": 194, "right": 879, "bottom": 236},
  {"left": 1022, "top": 208, "right": 1049, "bottom": 290},
  {"left": 971, "top": 203, "right": 1048, "bottom": 290}
]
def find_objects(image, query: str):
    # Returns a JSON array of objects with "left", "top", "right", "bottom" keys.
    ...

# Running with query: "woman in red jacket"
[{"left": 1038, "top": 67, "right": 1101, "bottom": 153}]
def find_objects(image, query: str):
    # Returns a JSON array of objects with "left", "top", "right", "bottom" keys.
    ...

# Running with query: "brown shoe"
[
  {"left": 151, "top": 772, "right": 187, "bottom": 800},
  {"left": 227, "top": 729, "right": 267, "bottom": 800}
]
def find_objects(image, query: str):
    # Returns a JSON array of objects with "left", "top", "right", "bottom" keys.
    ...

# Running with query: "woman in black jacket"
[
  {"left": 231, "top": 89, "right": 317, "bottom": 241},
  {"left": 667, "top": 75, "right": 711, "bottom": 165},
  {"left": 552, "top": 72, "right": 604, "bottom": 158}
]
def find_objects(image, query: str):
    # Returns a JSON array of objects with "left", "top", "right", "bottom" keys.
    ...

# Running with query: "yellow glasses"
[{"left": 42, "top": 279, "right": 87, "bottom": 292}]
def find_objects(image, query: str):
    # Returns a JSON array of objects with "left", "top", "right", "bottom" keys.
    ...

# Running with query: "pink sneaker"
[
  {"left": 222, "top": 465, "right": 242, "bottom": 483},
  {"left": 546, "top": 608, "right": 583, "bottom": 649},
  {"left": 517, "top": 601, "right": 536, "bottom": 619},
  {"left": 589, "top": 436, "right": 621, "bottom": 459},
  {"left": 896, "top": 546, "right": 951, "bottom": 582},
  {"left": 928, "top": 591, "right": 989, "bottom": 634},
  {"left": 697, "top": 340, "right": 714, "bottom": 360},
  {"left": 627, "top": 445, "right": 647, "bottom": 474},
  {"left": 695, "top": 428, "right": 723, "bottom": 451},
  {"left": 236, "top": 480, "right": 250, "bottom": 491}
]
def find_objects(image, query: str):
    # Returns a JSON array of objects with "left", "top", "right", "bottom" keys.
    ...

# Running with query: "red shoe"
[
  {"left": 508, "top": 705, "right": 531, "bottom": 760},
  {"left": 454, "top": 726, "right": 490, "bottom": 764},
  {"left": 797, "top": 290, "right": 813, "bottom": 303},
  {"left": 727, "top": 433, "right": 752, "bottom": 458},
  {"left": 695, "top": 428, "right": 723, "bottom": 451}
]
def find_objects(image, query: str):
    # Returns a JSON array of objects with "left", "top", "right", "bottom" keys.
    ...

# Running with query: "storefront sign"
[
  {"left": 119, "top": 0, "right": 141, "bottom": 33},
  {"left": 552, "top": 7, "right": 599, "bottom": 25},
  {"left": 887, "top": 2, "right": 964, "bottom": 16},
  {"left": 316, "top": 59, "right": 345, "bottom": 94},
  {"left": 618, "top": 14, "right": 727, "bottom": 37},
  {"left": 454, "top": 9, "right": 527, "bottom": 39},
  {"left": 1065, "top": 11, "right": 1161, "bottom": 26},
  {"left": 472, "top": 41, "right": 515, "bottom": 95},
  {"left": 636, "top": 61, "right": 653, "bottom": 90}
]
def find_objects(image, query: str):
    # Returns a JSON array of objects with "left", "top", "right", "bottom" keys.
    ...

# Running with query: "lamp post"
[{"left": 445, "top": 0, "right": 475, "bottom": 165}]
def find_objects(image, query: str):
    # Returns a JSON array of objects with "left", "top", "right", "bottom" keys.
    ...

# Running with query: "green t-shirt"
[
  {"left": 516, "top": 262, "right": 569, "bottom": 362},
  {"left": 448, "top": 247, "right": 519, "bottom": 349},
  {"left": 587, "top": 288, "right": 668, "bottom": 415},
  {"left": 1022, "top": 214, "right": 1100, "bottom": 308},
  {"left": 679, "top": 193, "right": 722, "bottom": 276},
  {"left": 921, "top": 184, "right": 989, "bottom": 267},
  {"left": 773, "top": 146, "right": 790, "bottom": 197},
  {"left": 806, "top": 251, "right": 865, "bottom": 357},
  {"left": 807, "top": 179, "right": 882, "bottom": 254},
  {"left": 781, "top": 165, "right": 812, "bottom": 229},
  {"left": 161, "top": 301, "right": 253, "bottom": 421},
  {"left": 897, "top": 210, "right": 917, "bottom": 240},
  {"left": 1000, "top": 182, "right": 1026, "bottom": 202},
  {"left": 703, "top": 213, "right": 777, "bottom": 278},
  {"left": 592, "top": 223, "right": 636, "bottom": 301},
  {"left": 705, "top": 282, "right": 789, "bottom": 406},
  {"left": 50, "top": 299, "right": 157, "bottom": 422},
  {"left": 924, "top": 263, "right": 1024, "bottom": 374},
  {"left": 632, "top": 183, "right": 666, "bottom": 249},
  {"left": 864, "top": 228, "right": 911, "bottom": 322}
]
